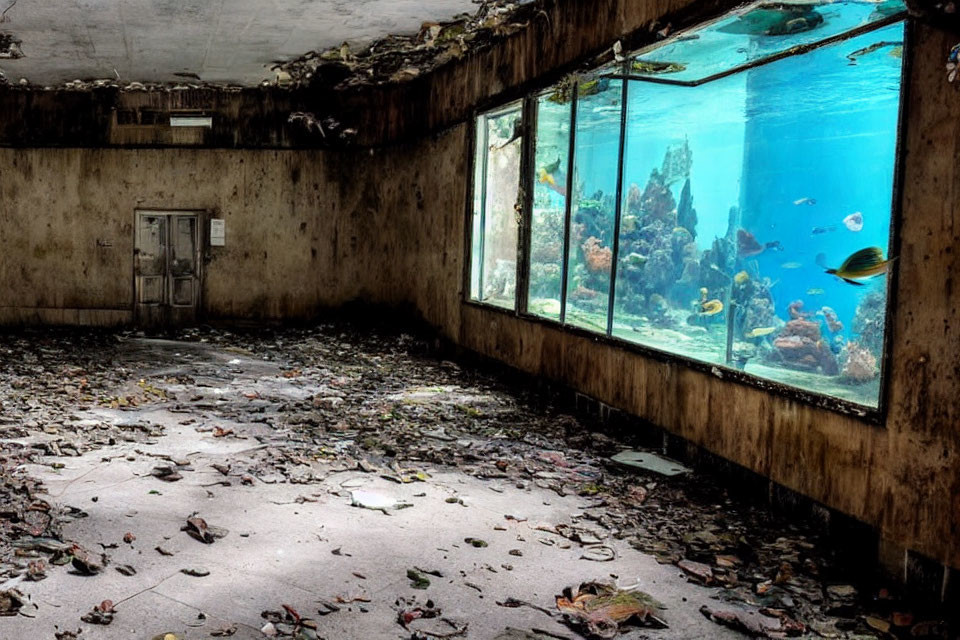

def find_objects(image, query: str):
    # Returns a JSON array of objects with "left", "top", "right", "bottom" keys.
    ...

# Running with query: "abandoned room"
[{"left": 0, "top": 0, "right": 958, "bottom": 638}]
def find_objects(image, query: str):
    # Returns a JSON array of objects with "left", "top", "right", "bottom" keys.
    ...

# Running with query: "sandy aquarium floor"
[{"left": 0, "top": 324, "right": 950, "bottom": 639}]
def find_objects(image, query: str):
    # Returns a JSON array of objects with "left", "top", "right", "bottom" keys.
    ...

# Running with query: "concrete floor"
[{"left": 2, "top": 337, "right": 742, "bottom": 639}]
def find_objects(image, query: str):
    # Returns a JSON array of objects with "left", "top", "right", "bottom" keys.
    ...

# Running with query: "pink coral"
[
  {"left": 581, "top": 237, "right": 612, "bottom": 274},
  {"left": 772, "top": 318, "right": 839, "bottom": 375},
  {"left": 840, "top": 341, "right": 877, "bottom": 383}
]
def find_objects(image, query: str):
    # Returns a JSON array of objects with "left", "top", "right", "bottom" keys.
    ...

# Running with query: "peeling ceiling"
[{"left": 0, "top": 0, "right": 479, "bottom": 86}]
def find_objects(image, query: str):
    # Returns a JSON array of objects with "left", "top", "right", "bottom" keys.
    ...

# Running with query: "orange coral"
[{"left": 581, "top": 237, "right": 612, "bottom": 274}]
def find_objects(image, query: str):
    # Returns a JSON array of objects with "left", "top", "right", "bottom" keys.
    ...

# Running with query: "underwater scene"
[{"left": 526, "top": 14, "right": 905, "bottom": 408}]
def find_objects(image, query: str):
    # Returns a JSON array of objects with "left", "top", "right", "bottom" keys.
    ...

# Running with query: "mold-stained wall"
[{"left": 0, "top": 148, "right": 363, "bottom": 324}]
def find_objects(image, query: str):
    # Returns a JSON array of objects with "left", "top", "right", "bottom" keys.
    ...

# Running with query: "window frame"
[{"left": 463, "top": 17, "right": 913, "bottom": 424}]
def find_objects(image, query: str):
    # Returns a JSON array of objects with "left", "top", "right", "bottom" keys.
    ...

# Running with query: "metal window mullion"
[
  {"left": 606, "top": 78, "right": 630, "bottom": 336},
  {"left": 559, "top": 83, "right": 579, "bottom": 325},
  {"left": 517, "top": 96, "right": 537, "bottom": 315}
]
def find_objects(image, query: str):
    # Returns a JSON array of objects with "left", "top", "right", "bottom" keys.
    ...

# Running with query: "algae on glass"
[{"left": 470, "top": 103, "right": 522, "bottom": 309}]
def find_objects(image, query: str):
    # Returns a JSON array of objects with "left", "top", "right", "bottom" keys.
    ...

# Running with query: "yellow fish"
[
  {"left": 745, "top": 327, "right": 776, "bottom": 338},
  {"left": 700, "top": 299, "right": 723, "bottom": 316},
  {"left": 817, "top": 247, "right": 892, "bottom": 285},
  {"left": 734, "top": 271, "right": 750, "bottom": 285},
  {"left": 537, "top": 168, "right": 557, "bottom": 186}
]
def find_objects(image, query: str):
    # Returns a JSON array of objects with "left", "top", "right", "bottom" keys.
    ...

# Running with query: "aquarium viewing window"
[{"left": 467, "top": 3, "right": 907, "bottom": 413}]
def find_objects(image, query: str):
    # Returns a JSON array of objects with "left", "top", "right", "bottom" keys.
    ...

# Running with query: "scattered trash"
[
  {"left": 464, "top": 537, "right": 488, "bottom": 548},
  {"left": 151, "top": 465, "right": 182, "bottom": 482},
  {"left": 68, "top": 545, "right": 107, "bottom": 575},
  {"left": 180, "top": 567, "right": 210, "bottom": 577},
  {"left": 700, "top": 603, "right": 804, "bottom": 637},
  {"left": 349, "top": 490, "right": 412, "bottom": 514},
  {"left": 408, "top": 568, "right": 431, "bottom": 590},
  {"left": 182, "top": 515, "right": 227, "bottom": 544},
  {"left": 556, "top": 581, "right": 667, "bottom": 638},
  {"left": 0, "top": 324, "right": 952, "bottom": 639},
  {"left": 261, "top": 604, "right": 320, "bottom": 639},
  {"left": 580, "top": 545, "right": 616, "bottom": 562},
  {"left": 80, "top": 600, "right": 115, "bottom": 625},
  {"left": 678, "top": 559, "right": 714, "bottom": 585},
  {"left": 0, "top": 589, "right": 26, "bottom": 616},
  {"left": 609, "top": 450, "right": 690, "bottom": 476}
]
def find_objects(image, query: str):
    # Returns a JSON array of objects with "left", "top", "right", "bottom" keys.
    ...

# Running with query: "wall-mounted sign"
[{"left": 210, "top": 219, "right": 225, "bottom": 246}]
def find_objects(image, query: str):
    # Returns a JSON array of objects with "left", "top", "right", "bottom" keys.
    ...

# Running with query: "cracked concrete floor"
[{"left": 1, "top": 334, "right": 743, "bottom": 639}]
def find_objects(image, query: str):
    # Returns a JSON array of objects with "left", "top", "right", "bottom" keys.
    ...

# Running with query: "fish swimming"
[
  {"left": 811, "top": 225, "right": 837, "bottom": 235},
  {"left": 745, "top": 327, "right": 776, "bottom": 338},
  {"left": 843, "top": 212, "right": 863, "bottom": 232},
  {"left": 806, "top": 288, "right": 825, "bottom": 295},
  {"left": 739, "top": 230, "right": 784, "bottom": 257},
  {"left": 780, "top": 261, "right": 802, "bottom": 269},
  {"left": 794, "top": 197, "right": 817, "bottom": 206},
  {"left": 816, "top": 247, "right": 893, "bottom": 285},
  {"left": 537, "top": 159, "right": 567, "bottom": 197},
  {"left": 700, "top": 299, "right": 723, "bottom": 315}
]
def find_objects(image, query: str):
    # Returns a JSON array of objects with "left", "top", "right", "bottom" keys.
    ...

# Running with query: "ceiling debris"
[{"left": 273, "top": 0, "right": 542, "bottom": 90}]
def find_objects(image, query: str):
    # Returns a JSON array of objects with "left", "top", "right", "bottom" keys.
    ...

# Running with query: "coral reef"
[
  {"left": 852, "top": 285, "right": 887, "bottom": 357},
  {"left": 614, "top": 167, "right": 684, "bottom": 316},
  {"left": 817, "top": 306, "right": 843, "bottom": 334},
  {"left": 697, "top": 206, "right": 738, "bottom": 294},
  {"left": 677, "top": 178, "right": 698, "bottom": 241},
  {"left": 788, "top": 300, "right": 811, "bottom": 320},
  {"left": 769, "top": 316, "right": 839, "bottom": 375},
  {"left": 582, "top": 237, "right": 612, "bottom": 274},
  {"left": 839, "top": 341, "right": 878, "bottom": 383}
]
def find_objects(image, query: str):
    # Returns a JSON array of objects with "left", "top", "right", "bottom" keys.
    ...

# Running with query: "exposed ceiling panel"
[{"left": 0, "top": 0, "right": 479, "bottom": 86}]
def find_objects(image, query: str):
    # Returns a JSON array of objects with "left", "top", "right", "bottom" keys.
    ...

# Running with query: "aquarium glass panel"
[
  {"left": 611, "top": 21, "right": 903, "bottom": 409},
  {"left": 564, "top": 78, "right": 623, "bottom": 333},
  {"left": 612, "top": 73, "right": 746, "bottom": 365},
  {"left": 469, "top": 104, "right": 523, "bottom": 309},
  {"left": 630, "top": 0, "right": 905, "bottom": 83},
  {"left": 527, "top": 92, "right": 572, "bottom": 320}
]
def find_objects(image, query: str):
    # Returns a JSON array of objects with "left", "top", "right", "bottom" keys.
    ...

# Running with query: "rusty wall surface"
[
  {"left": 360, "top": 22, "right": 960, "bottom": 573},
  {"left": 0, "top": 148, "right": 362, "bottom": 324}
]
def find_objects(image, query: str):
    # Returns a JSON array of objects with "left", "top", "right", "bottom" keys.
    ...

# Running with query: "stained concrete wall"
[{"left": 0, "top": 148, "right": 366, "bottom": 324}]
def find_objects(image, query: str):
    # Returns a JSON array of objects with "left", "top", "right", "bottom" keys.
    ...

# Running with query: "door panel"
[{"left": 135, "top": 212, "right": 201, "bottom": 328}]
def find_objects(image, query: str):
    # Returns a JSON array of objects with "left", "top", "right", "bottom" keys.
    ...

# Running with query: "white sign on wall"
[{"left": 210, "top": 219, "right": 225, "bottom": 246}]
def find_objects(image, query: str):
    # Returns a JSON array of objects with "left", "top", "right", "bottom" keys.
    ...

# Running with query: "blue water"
[{"left": 528, "top": 16, "right": 904, "bottom": 406}]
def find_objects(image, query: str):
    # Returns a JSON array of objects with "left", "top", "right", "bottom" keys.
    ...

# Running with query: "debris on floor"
[
  {"left": 556, "top": 581, "right": 668, "bottom": 638},
  {"left": 0, "top": 324, "right": 954, "bottom": 638}
]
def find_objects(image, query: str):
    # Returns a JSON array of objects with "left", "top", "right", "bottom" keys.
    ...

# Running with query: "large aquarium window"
[
  {"left": 469, "top": 102, "right": 523, "bottom": 309},
  {"left": 469, "top": 6, "right": 906, "bottom": 412}
]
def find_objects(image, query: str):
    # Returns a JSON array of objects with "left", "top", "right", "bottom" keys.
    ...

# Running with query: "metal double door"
[{"left": 134, "top": 211, "right": 201, "bottom": 328}]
